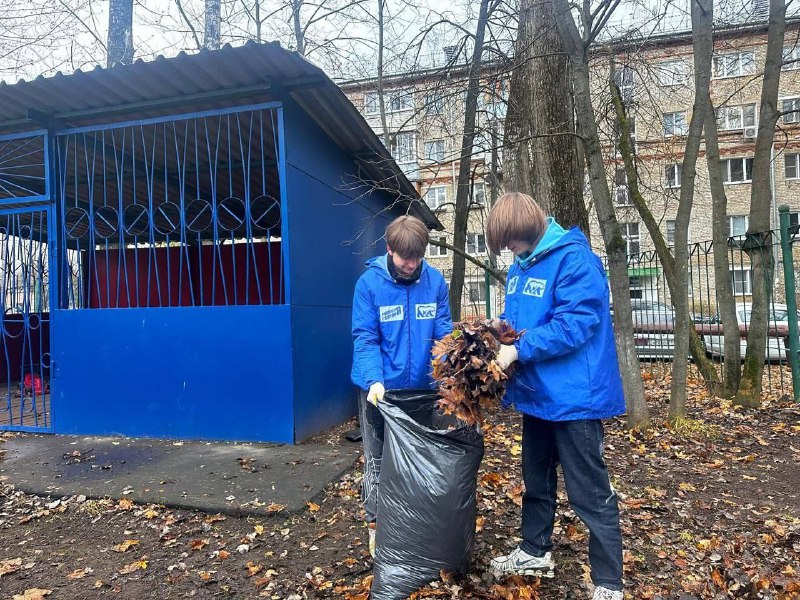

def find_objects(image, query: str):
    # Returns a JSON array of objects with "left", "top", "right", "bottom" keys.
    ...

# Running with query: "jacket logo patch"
[
  {"left": 379, "top": 304, "right": 404, "bottom": 322},
  {"left": 507, "top": 276, "right": 519, "bottom": 295},
  {"left": 523, "top": 278, "right": 547, "bottom": 298},
  {"left": 415, "top": 303, "right": 436, "bottom": 319}
]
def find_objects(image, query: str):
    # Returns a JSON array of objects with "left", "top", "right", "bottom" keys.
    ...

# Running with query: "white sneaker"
[
  {"left": 368, "top": 526, "right": 376, "bottom": 558},
  {"left": 593, "top": 586, "right": 623, "bottom": 600},
  {"left": 490, "top": 547, "right": 555, "bottom": 578}
]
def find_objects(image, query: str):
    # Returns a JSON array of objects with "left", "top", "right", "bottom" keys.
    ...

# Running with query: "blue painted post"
[{"left": 778, "top": 204, "right": 800, "bottom": 402}]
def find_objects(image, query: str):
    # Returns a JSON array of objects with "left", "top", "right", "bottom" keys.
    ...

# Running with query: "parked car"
[
  {"left": 702, "top": 303, "right": 798, "bottom": 362},
  {"left": 610, "top": 300, "right": 676, "bottom": 359}
]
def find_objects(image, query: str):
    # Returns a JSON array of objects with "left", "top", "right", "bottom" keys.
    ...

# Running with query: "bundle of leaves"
[{"left": 432, "top": 320, "right": 522, "bottom": 426}]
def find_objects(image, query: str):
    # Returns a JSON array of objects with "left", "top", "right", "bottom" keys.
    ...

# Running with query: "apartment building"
[{"left": 340, "top": 11, "right": 800, "bottom": 314}]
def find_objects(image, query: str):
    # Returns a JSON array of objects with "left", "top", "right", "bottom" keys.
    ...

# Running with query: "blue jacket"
[
  {"left": 351, "top": 255, "right": 452, "bottom": 391},
  {"left": 502, "top": 220, "right": 625, "bottom": 421}
]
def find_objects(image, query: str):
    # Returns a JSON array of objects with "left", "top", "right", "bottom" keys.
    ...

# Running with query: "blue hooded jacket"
[
  {"left": 502, "top": 219, "right": 625, "bottom": 421},
  {"left": 351, "top": 255, "right": 452, "bottom": 391}
]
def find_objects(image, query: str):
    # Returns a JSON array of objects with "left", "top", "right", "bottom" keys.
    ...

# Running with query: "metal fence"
[{"left": 438, "top": 222, "right": 800, "bottom": 399}]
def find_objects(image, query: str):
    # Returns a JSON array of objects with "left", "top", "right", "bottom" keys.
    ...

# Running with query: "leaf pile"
[{"left": 432, "top": 320, "right": 521, "bottom": 426}]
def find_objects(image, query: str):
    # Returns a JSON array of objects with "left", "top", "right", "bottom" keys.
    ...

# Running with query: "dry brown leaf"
[
  {"left": 190, "top": 539, "right": 209, "bottom": 551},
  {"left": 0, "top": 557, "right": 22, "bottom": 577},
  {"left": 119, "top": 559, "right": 148, "bottom": 575},
  {"left": 12, "top": 589, "right": 52, "bottom": 600},
  {"left": 112, "top": 539, "right": 140, "bottom": 553},
  {"left": 307, "top": 501, "right": 321, "bottom": 512},
  {"left": 67, "top": 567, "right": 93, "bottom": 580}
]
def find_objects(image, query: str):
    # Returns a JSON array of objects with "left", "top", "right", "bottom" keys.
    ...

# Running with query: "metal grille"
[
  {"left": 55, "top": 105, "right": 284, "bottom": 309},
  {"left": 0, "top": 132, "right": 48, "bottom": 203},
  {"left": 0, "top": 208, "right": 51, "bottom": 430}
]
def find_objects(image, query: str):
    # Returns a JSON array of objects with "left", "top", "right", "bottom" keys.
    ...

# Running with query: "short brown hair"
[
  {"left": 385, "top": 215, "right": 429, "bottom": 259},
  {"left": 485, "top": 192, "right": 547, "bottom": 255}
]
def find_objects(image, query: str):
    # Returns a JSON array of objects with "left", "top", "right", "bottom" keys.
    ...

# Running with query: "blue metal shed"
[{"left": 0, "top": 42, "right": 441, "bottom": 443}]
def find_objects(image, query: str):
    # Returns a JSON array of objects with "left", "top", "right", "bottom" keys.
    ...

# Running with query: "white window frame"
[
  {"left": 621, "top": 222, "right": 640, "bottom": 255},
  {"left": 427, "top": 235, "right": 448, "bottom": 257},
  {"left": 789, "top": 211, "right": 800, "bottom": 241},
  {"left": 472, "top": 182, "right": 486, "bottom": 205},
  {"left": 663, "top": 111, "right": 688, "bottom": 136},
  {"left": 665, "top": 163, "right": 682, "bottom": 188},
  {"left": 424, "top": 91, "right": 445, "bottom": 115},
  {"left": 666, "top": 219, "right": 676, "bottom": 247},
  {"left": 656, "top": 59, "right": 689, "bottom": 86},
  {"left": 716, "top": 104, "right": 757, "bottom": 130},
  {"left": 466, "top": 233, "right": 487, "bottom": 256},
  {"left": 364, "top": 91, "right": 379, "bottom": 115},
  {"left": 728, "top": 215, "right": 749, "bottom": 239},
  {"left": 390, "top": 132, "right": 417, "bottom": 165},
  {"left": 388, "top": 88, "right": 414, "bottom": 112},
  {"left": 423, "top": 139, "right": 445, "bottom": 163},
  {"left": 712, "top": 51, "right": 755, "bottom": 78},
  {"left": 614, "top": 65, "right": 635, "bottom": 104},
  {"left": 721, "top": 157, "right": 754, "bottom": 184},
  {"left": 782, "top": 97, "right": 800, "bottom": 125},
  {"left": 465, "top": 280, "right": 487, "bottom": 303},
  {"left": 424, "top": 186, "right": 448, "bottom": 210},
  {"left": 786, "top": 153, "right": 800, "bottom": 180},
  {"left": 614, "top": 167, "right": 632, "bottom": 205},
  {"left": 783, "top": 46, "right": 800, "bottom": 71},
  {"left": 730, "top": 268, "right": 753, "bottom": 295}
]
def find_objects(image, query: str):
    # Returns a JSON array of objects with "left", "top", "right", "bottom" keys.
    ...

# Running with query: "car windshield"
[{"left": 737, "top": 307, "right": 791, "bottom": 323}]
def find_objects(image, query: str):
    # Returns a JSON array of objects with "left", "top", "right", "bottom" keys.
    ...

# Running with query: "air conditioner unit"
[{"left": 743, "top": 126, "right": 757, "bottom": 139}]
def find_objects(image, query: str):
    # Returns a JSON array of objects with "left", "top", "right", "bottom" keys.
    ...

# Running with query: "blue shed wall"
[
  {"left": 52, "top": 306, "right": 294, "bottom": 442},
  {"left": 282, "top": 99, "right": 402, "bottom": 441}
]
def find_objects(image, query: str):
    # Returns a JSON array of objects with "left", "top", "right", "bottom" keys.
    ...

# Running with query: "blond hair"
[
  {"left": 385, "top": 215, "right": 429, "bottom": 259},
  {"left": 485, "top": 192, "right": 547, "bottom": 255}
]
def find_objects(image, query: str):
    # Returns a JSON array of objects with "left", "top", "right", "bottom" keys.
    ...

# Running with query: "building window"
[
  {"left": 621, "top": 222, "right": 640, "bottom": 255},
  {"left": 665, "top": 163, "right": 682, "bottom": 188},
  {"left": 728, "top": 215, "right": 749, "bottom": 240},
  {"left": 427, "top": 236, "right": 448, "bottom": 257},
  {"left": 790, "top": 211, "right": 800, "bottom": 239},
  {"left": 713, "top": 51, "right": 755, "bottom": 78},
  {"left": 783, "top": 46, "right": 800, "bottom": 71},
  {"left": 663, "top": 111, "right": 688, "bottom": 136},
  {"left": 614, "top": 65, "right": 635, "bottom": 104},
  {"left": 614, "top": 167, "right": 631, "bottom": 205},
  {"left": 388, "top": 89, "right": 414, "bottom": 112},
  {"left": 472, "top": 182, "right": 486, "bottom": 205},
  {"left": 730, "top": 268, "right": 752, "bottom": 295},
  {"left": 424, "top": 139, "right": 445, "bottom": 162},
  {"left": 424, "top": 91, "right": 445, "bottom": 115},
  {"left": 716, "top": 104, "right": 757, "bottom": 130},
  {"left": 782, "top": 98, "right": 800, "bottom": 124},
  {"left": 721, "top": 157, "right": 754, "bottom": 183},
  {"left": 390, "top": 132, "right": 416, "bottom": 165},
  {"left": 364, "top": 91, "right": 379, "bottom": 115},
  {"left": 666, "top": 220, "right": 676, "bottom": 246},
  {"left": 424, "top": 186, "right": 448, "bottom": 209},
  {"left": 466, "top": 281, "right": 487, "bottom": 303},
  {"left": 466, "top": 233, "right": 487, "bottom": 255},
  {"left": 656, "top": 59, "right": 689, "bottom": 86},
  {"left": 786, "top": 153, "right": 800, "bottom": 179}
]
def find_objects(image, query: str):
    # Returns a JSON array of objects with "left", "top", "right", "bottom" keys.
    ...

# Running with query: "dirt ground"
[{"left": 0, "top": 373, "right": 798, "bottom": 600}]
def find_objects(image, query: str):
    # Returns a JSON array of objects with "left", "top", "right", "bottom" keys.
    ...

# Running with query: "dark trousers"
[
  {"left": 359, "top": 390, "right": 384, "bottom": 523},
  {"left": 520, "top": 415, "right": 623, "bottom": 591}
]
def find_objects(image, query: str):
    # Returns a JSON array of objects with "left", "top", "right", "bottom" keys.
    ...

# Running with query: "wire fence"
[{"left": 439, "top": 229, "right": 800, "bottom": 398}]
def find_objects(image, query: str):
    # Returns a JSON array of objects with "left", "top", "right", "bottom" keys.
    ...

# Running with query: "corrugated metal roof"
[{"left": 0, "top": 41, "right": 441, "bottom": 230}]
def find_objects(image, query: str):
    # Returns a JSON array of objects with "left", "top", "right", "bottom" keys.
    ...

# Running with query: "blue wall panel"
[
  {"left": 51, "top": 306, "right": 294, "bottom": 443},
  {"left": 290, "top": 306, "right": 356, "bottom": 442},
  {"left": 282, "top": 100, "right": 408, "bottom": 440}
]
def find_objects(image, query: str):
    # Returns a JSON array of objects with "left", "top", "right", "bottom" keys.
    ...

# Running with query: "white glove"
[
  {"left": 496, "top": 344, "right": 518, "bottom": 370},
  {"left": 485, "top": 318, "right": 502, "bottom": 330},
  {"left": 367, "top": 382, "right": 385, "bottom": 406}
]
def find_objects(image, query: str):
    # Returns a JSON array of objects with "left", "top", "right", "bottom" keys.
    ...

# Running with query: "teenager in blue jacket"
[
  {"left": 351, "top": 215, "right": 452, "bottom": 558},
  {"left": 486, "top": 193, "right": 625, "bottom": 600}
]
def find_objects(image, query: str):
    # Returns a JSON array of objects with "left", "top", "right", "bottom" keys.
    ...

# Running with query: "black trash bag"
[{"left": 371, "top": 389, "right": 484, "bottom": 600}]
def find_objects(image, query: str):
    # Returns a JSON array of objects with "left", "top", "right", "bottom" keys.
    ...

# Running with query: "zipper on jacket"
[{"left": 406, "top": 286, "right": 412, "bottom": 388}]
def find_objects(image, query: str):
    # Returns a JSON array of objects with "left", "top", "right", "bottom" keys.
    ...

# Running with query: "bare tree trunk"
[
  {"left": 737, "top": 0, "right": 786, "bottom": 408},
  {"left": 292, "top": 0, "right": 305, "bottom": 55},
  {"left": 610, "top": 57, "right": 722, "bottom": 397},
  {"left": 449, "top": 0, "right": 493, "bottom": 319},
  {"left": 705, "top": 100, "right": 741, "bottom": 396},
  {"left": 205, "top": 0, "right": 221, "bottom": 50},
  {"left": 107, "top": 0, "right": 133, "bottom": 66},
  {"left": 504, "top": 0, "right": 589, "bottom": 234},
  {"left": 376, "top": 0, "right": 390, "bottom": 149},
  {"left": 669, "top": 0, "right": 713, "bottom": 423},
  {"left": 553, "top": 0, "right": 649, "bottom": 430}
]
